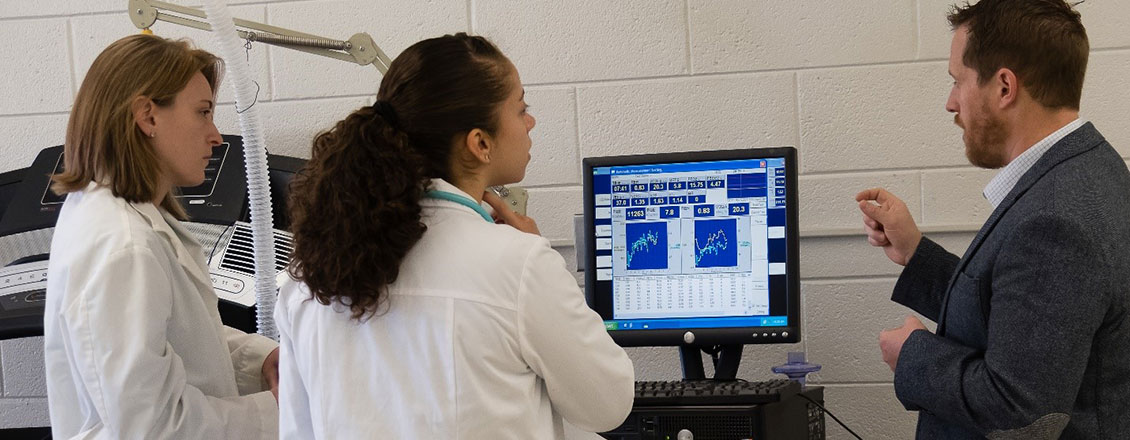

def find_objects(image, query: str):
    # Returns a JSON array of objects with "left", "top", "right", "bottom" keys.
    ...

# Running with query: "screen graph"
[
  {"left": 625, "top": 222, "right": 668, "bottom": 270},
  {"left": 694, "top": 219, "right": 737, "bottom": 268}
]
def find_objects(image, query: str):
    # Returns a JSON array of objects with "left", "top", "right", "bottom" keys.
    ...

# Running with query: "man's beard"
[{"left": 957, "top": 105, "right": 1008, "bottom": 169}]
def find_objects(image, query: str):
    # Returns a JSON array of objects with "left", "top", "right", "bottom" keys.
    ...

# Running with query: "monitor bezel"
[{"left": 582, "top": 147, "right": 801, "bottom": 347}]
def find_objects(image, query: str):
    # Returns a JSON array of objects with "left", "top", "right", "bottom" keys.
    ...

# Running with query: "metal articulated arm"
[{"left": 128, "top": 0, "right": 391, "bottom": 73}]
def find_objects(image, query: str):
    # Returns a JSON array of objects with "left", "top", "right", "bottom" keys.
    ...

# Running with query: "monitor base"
[{"left": 680, "top": 344, "right": 743, "bottom": 380}]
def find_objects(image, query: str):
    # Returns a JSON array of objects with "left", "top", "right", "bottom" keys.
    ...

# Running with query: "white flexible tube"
[{"left": 202, "top": 0, "right": 278, "bottom": 340}]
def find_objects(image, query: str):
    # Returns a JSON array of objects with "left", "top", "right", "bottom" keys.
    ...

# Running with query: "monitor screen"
[{"left": 583, "top": 147, "right": 800, "bottom": 347}]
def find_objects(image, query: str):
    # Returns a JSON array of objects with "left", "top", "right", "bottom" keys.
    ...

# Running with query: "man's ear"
[
  {"left": 995, "top": 68, "right": 1019, "bottom": 109},
  {"left": 132, "top": 95, "right": 157, "bottom": 137}
]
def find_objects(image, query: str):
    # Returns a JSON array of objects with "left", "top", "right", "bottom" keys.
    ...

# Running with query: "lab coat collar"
[
  {"left": 84, "top": 182, "right": 215, "bottom": 297},
  {"left": 425, "top": 178, "right": 487, "bottom": 218},
  {"left": 138, "top": 205, "right": 214, "bottom": 296}
]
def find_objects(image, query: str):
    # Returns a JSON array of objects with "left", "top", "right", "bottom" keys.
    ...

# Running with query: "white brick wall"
[
  {"left": 2, "top": 1, "right": 1128, "bottom": 438},
  {"left": 797, "top": 62, "right": 961, "bottom": 174},
  {"left": 689, "top": 0, "right": 919, "bottom": 72},
  {"left": 70, "top": 6, "right": 272, "bottom": 105},
  {"left": 577, "top": 73, "right": 798, "bottom": 158},
  {"left": 478, "top": 0, "right": 689, "bottom": 84}
]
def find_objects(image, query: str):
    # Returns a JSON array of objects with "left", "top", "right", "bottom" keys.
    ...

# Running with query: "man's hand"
[
  {"left": 483, "top": 191, "right": 540, "bottom": 235},
  {"left": 262, "top": 347, "right": 280, "bottom": 401},
  {"left": 879, "top": 315, "right": 927, "bottom": 372},
  {"left": 856, "top": 188, "right": 923, "bottom": 266}
]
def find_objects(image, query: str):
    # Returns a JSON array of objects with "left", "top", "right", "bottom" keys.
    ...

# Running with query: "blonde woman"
[{"left": 43, "top": 34, "right": 278, "bottom": 439}]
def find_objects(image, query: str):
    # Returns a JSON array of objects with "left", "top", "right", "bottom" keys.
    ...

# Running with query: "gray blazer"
[{"left": 891, "top": 123, "right": 1130, "bottom": 439}]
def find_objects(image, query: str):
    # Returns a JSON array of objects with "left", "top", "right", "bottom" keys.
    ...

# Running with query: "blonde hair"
[{"left": 52, "top": 34, "right": 222, "bottom": 219}]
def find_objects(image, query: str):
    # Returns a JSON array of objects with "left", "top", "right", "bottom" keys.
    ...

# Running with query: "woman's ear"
[
  {"left": 131, "top": 95, "right": 157, "bottom": 137},
  {"left": 462, "top": 128, "right": 493, "bottom": 164}
]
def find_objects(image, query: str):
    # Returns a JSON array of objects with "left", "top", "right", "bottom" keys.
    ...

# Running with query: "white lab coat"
[
  {"left": 276, "top": 179, "right": 635, "bottom": 439},
  {"left": 43, "top": 183, "right": 279, "bottom": 439}
]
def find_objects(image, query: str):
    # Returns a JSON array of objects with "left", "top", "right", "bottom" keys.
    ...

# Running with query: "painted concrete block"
[
  {"left": 798, "top": 231, "right": 976, "bottom": 280},
  {"left": 521, "top": 87, "right": 580, "bottom": 187},
  {"left": 0, "top": 398, "right": 49, "bottom": 429},
  {"left": 213, "top": 96, "right": 370, "bottom": 160},
  {"left": 804, "top": 279, "right": 936, "bottom": 383},
  {"left": 690, "top": 0, "right": 917, "bottom": 73},
  {"left": 627, "top": 346, "right": 683, "bottom": 382},
  {"left": 799, "top": 171, "right": 920, "bottom": 232},
  {"left": 917, "top": 0, "right": 956, "bottom": 61},
  {"left": 920, "top": 167, "right": 995, "bottom": 226},
  {"left": 578, "top": 73, "right": 797, "bottom": 159},
  {"left": 1082, "top": 51, "right": 1130, "bottom": 158},
  {"left": 798, "top": 61, "right": 964, "bottom": 173},
  {"left": 799, "top": 236, "right": 905, "bottom": 280},
  {"left": 70, "top": 6, "right": 271, "bottom": 105},
  {"left": 1080, "top": 1, "right": 1130, "bottom": 49},
  {"left": 1, "top": 1, "right": 122, "bottom": 18},
  {"left": 0, "top": 114, "right": 69, "bottom": 173},
  {"left": 476, "top": 0, "right": 687, "bottom": 84},
  {"left": 268, "top": 0, "right": 467, "bottom": 99},
  {"left": 0, "top": 338, "right": 45, "bottom": 397},
  {"left": 526, "top": 186, "right": 583, "bottom": 244},
  {"left": 821, "top": 384, "right": 918, "bottom": 440},
  {"left": 0, "top": 18, "right": 72, "bottom": 115}
]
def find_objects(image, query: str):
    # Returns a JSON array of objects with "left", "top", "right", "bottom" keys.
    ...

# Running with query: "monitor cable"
[{"left": 795, "top": 392, "right": 863, "bottom": 440}]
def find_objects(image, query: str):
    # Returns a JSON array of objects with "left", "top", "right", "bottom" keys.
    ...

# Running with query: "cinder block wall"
[{"left": 2, "top": 1, "right": 1128, "bottom": 438}]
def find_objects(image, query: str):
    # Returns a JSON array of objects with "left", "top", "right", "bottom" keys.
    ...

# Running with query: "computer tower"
[{"left": 602, "top": 387, "right": 825, "bottom": 440}]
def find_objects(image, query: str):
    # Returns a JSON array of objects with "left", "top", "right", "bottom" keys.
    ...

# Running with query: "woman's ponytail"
[
  {"left": 287, "top": 32, "right": 513, "bottom": 319},
  {"left": 288, "top": 104, "right": 428, "bottom": 319}
]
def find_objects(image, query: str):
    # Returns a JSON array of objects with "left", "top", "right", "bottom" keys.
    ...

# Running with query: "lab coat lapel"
[{"left": 129, "top": 202, "right": 216, "bottom": 303}]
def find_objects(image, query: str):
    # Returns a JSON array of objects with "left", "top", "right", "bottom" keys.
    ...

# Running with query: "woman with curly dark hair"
[{"left": 275, "top": 33, "right": 634, "bottom": 439}]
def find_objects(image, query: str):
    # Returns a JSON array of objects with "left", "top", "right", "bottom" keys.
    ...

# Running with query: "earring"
[
  {"left": 485, "top": 153, "right": 491, "bottom": 162},
  {"left": 149, "top": 132, "right": 155, "bottom": 138}
]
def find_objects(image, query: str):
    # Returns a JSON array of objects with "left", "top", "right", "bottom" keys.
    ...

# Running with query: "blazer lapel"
[{"left": 936, "top": 123, "right": 1106, "bottom": 333}]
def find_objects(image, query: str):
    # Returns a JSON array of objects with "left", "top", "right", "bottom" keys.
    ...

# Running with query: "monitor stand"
[{"left": 680, "top": 344, "right": 743, "bottom": 380}]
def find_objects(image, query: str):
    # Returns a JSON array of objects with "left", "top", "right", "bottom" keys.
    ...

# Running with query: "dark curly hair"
[{"left": 287, "top": 33, "right": 513, "bottom": 319}]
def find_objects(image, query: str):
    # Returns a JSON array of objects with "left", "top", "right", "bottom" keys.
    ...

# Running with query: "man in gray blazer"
[{"left": 856, "top": 0, "right": 1130, "bottom": 438}]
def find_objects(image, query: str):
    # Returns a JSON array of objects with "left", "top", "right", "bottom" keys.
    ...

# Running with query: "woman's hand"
[
  {"left": 262, "top": 347, "right": 280, "bottom": 401},
  {"left": 483, "top": 191, "right": 540, "bottom": 235}
]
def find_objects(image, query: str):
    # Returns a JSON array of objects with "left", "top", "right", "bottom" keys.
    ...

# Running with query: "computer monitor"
[{"left": 582, "top": 147, "right": 800, "bottom": 379}]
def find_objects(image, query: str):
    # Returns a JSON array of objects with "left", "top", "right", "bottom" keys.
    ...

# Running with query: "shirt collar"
[{"left": 983, "top": 118, "right": 1085, "bottom": 208}]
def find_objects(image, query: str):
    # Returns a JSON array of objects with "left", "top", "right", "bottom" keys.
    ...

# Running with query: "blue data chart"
[
  {"left": 694, "top": 219, "right": 737, "bottom": 268},
  {"left": 625, "top": 222, "right": 668, "bottom": 270}
]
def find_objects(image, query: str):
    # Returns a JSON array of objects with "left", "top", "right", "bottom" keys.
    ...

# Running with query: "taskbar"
[{"left": 605, "top": 315, "right": 787, "bottom": 331}]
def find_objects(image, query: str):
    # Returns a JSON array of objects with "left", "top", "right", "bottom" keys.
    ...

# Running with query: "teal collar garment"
[{"left": 426, "top": 189, "right": 494, "bottom": 223}]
